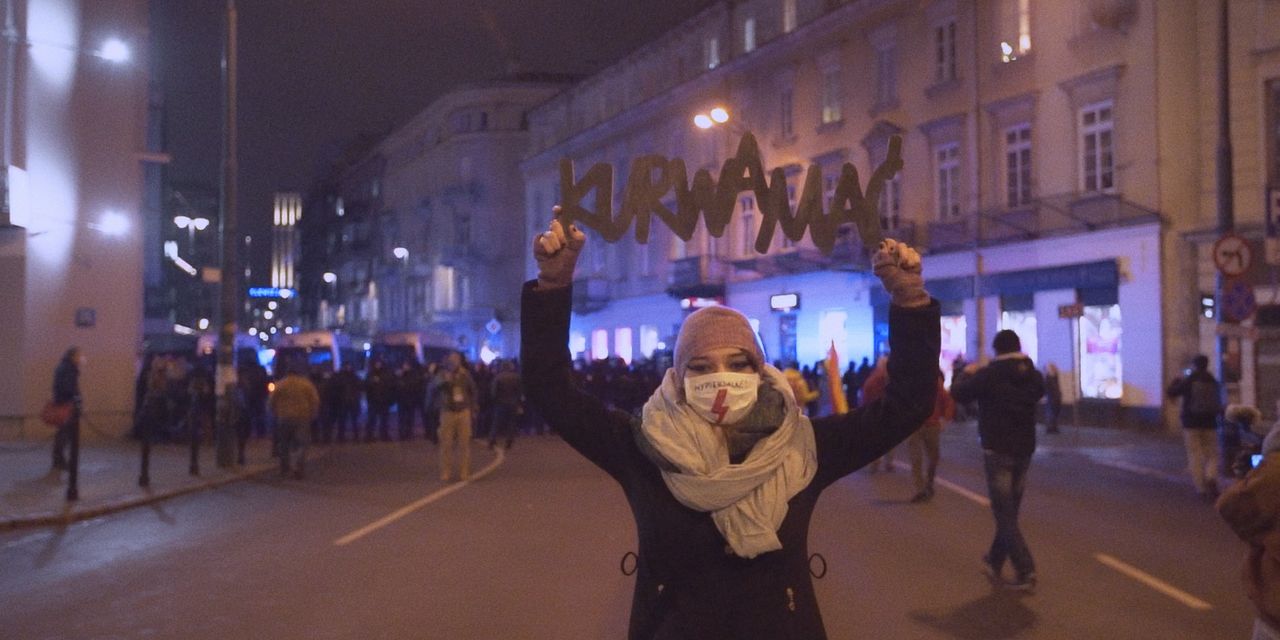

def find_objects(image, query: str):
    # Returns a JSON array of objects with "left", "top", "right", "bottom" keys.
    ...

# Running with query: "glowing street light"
[
  {"left": 693, "top": 113, "right": 713, "bottom": 129},
  {"left": 392, "top": 247, "right": 409, "bottom": 260},
  {"left": 322, "top": 272, "right": 337, "bottom": 283},
  {"left": 93, "top": 211, "right": 130, "bottom": 236},
  {"left": 709, "top": 107, "right": 730, "bottom": 124},
  {"left": 97, "top": 38, "right": 131, "bottom": 63}
]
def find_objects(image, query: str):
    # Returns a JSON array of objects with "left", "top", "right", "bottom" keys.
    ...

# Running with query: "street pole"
[
  {"left": 1215, "top": 0, "right": 1234, "bottom": 397},
  {"left": 215, "top": 0, "right": 240, "bottom": 467}
]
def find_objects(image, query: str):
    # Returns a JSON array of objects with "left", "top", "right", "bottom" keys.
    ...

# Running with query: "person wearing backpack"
[{"left": 1167, "top": 354, "right": 1224, "bottom": 499}]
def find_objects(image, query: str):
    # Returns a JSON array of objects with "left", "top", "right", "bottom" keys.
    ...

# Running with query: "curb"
[{"left": 0, "top": 462, "right": 278, "bottom": 532}]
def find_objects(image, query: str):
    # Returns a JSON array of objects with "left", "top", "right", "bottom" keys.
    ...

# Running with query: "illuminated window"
[
  {"left": 569, "top": 331, "right": 587, "bottom": 360},
  {"left": 999, "top": 0, "right": 1031, "bottom": 62},
  {"left": 591, "top": 329, "right": 609, "bottom": 361},
  {"left": 743, "top": 17, "right": 756, "bottom": 53},
  {"left": 1080, "top": 101, "right": 1115, "bottom": 193},
  {"left": 782, "top": 0, "right": 797, "bottom": 33},
  {"left": 1079, "top": 304, "right": 1123, "bottom": 399},
  {"left": 940, "top": 315, "right": 968, "bottom": 388},
  {"left": 615, "top": 327, "right": 633, "bottom": 364},
  {"left": 639, "top": 325, "right": 659, "bottom": 359},
  {"left": 706, "top": 36, "right": 720, "bottom": 69},
  {"left": 820, "top": 66, "right": 842, "bottom": 124},
  {"left": 999, "top": 309, "right": 1038, "bottom": 364}
]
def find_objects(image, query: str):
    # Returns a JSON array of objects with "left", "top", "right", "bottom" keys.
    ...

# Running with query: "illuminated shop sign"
[
  {"left": 770, "top": 293, "right": 800, "bottom": 311},
  {"left": 248, "top": 287, "right": 295, "bottom": 299}
]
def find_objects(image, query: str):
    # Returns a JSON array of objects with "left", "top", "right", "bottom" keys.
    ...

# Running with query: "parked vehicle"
[
  {"left": 273, "top": 330, "right": 359, "bottom": 375},
  {"left": 369, "top": 331, "right": 458, "bottom": 369}
]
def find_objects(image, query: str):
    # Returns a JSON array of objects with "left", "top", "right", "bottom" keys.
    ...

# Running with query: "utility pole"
[
  {"left": 215, "top": 0, "right": 240, "bottom": 467},
  {"left": 1215, "top": 0, "right": 1234, "bottom": 392}
]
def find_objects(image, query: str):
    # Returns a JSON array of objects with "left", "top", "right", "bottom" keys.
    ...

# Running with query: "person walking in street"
[
  {"left": 1043, "top": 363, "right": 1063, "bottom": 434},
  {"left": 268, "top": 368, "right": 320, "bottom": 479},
  {"left": 522, "top": 218, "right": 939, "bottom": 638},
  {"left": 488, "top": 359, "right": 523, "bottom": 450},
  {"left": 908, "top": 369, "right": 955, "bottom": 503},
  {"left": 951, "top": 329, "right": 1046, "bottom": 591},
  {"left": 50, "top": 347, "right": 82, "bottom": 471},
  {"left": 435, "top": 352, "right": 478, "bottom": 481},
  {"left": 1167, "top": 354, "right": 1224, "bottom": 499},
  {"left": 1216, "top": 419, "right": 1280, "bottom": 640}
]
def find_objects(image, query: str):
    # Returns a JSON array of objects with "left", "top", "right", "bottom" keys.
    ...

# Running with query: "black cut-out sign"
[{"left": 556, "top": 132, "right": 902, "bottom": 255}]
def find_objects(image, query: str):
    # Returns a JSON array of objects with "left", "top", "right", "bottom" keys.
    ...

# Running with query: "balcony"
[
  {"left": 925, "top": 192, "right": 1162, "bottom": 254},
  {"left": 828, "top": 222, "right": 918, "bottom": 271},
  {"left": 666, "top": 255, "right": 728, "bottom": 299},
  {"left": 573, "top": 276, "right": 612, "bottom": 314}
]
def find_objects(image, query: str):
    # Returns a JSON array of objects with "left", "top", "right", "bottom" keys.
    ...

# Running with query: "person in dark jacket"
[
  {"left": 364, "top": 359, "right": 394, "bottom": 442},
  {"left": 488, "top": 359, "right": 523, "bottom": 450},
  {"left": 51, "top": 347, "right": 82, "bottom": 470},
  {"left": 1167, "top": 354, "right": 1224, "bottom": 498},
  {"left": 950, "top": 330, "right": 1046, "bottom": 592},
  {"left": 522, "top": 219, "right": 939, "bottom": 639},
  {"left": 397, "top": 362, "right": 428, "bottom": 441}
]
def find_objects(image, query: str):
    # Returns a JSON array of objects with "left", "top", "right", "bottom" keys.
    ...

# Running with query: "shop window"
[
  {"left": 639, "top": 325, "right": 659, "bottom": 359},
  {"left": 1079, "top": 304, "right": 1122, "bottom": 399},
  {"left": 615, "top": 327, "right": 633, "bottom": 364},
  {"left": 998, "top": 303, "right": 1039, "bottom": 368},
  {"left": 818, "top": 309, "right": 848, "bottom": 368},
  {"left": 940, "top": 314, "right": 968, "bottom": 387},
  {"left": 569, "top": 331, "right": 587, "bottom": 361},
  {"left": 591, "top": 328, "right": 609, "bottom": 361}
]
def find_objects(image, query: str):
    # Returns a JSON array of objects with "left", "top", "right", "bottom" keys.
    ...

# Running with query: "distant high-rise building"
[{"left": 272, "top": 192, "right": 302, "bottom": 290}]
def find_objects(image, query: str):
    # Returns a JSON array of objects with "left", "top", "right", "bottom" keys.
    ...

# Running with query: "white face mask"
[{"left": 683, "top": 372, "right": 759, "bottom": 425}]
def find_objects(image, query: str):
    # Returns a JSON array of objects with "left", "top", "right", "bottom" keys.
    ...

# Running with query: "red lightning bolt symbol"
[{"left": 710, "top": 388, "right": 729, "bottom": 424}]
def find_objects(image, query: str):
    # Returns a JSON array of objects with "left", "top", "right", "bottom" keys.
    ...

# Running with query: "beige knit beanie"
[{"left": 673, "top": 306, "right": 765, "bottom": 379}]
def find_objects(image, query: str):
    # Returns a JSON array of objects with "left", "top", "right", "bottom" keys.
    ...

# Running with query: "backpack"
[{"left": 1185, "top": 378, "right": 1221, "bottom": 415}]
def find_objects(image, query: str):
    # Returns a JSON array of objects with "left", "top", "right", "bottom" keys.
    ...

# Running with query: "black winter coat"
[
  {"left": 521, "top": 282, "right": 940, "bottom": 640},
  {"left": 950, "top": 353, "right": 1045, "bottom": 458}
]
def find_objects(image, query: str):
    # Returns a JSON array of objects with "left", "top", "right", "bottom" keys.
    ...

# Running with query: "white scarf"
[{"left": 640, "top": 365, "right": 817, "bottom": 559}]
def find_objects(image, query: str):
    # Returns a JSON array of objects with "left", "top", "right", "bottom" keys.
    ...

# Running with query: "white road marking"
[
  {"left": 1094, "top": 552, "right": 1213, "bottom": 611},
  {"left": 333, "top": 447, "right": 506, "bottom": 547},
  {"left": 889, "top": 460, "right": 990, "bottom": 507}
]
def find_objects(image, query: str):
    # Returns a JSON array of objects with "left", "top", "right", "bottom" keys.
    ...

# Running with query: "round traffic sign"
[
  {"left": 1213, "top": 234, "right": 1253, "bottom": 277},
  {"left": 1220, "top": 278, "right": 1257, "bottom": 323}
]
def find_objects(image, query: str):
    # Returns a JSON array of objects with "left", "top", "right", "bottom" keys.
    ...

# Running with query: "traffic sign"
[
  {"left": 1220, "top": 278, "right": 1257, "bottom": 323},
  {"left": 1213, "top": 233, "right": 1253, "bottom": 277},
  {"left": 1058, "top": 303, "right": 1085, "bottom": 319}
]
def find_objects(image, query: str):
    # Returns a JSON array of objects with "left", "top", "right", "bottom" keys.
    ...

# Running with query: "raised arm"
[
  {"left": 811, "top": 240, "right": 940, "bottom": 486},
  {"left": 521, "top": 217, "right": 635, "bottom": 480}
]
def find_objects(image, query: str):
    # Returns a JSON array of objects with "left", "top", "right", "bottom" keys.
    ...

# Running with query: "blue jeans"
[{"left": 983, "top": 450, "right": 1035, "bottom": 578}]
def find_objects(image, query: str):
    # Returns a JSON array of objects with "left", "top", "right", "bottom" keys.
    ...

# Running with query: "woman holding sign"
[{"left": 521, "top": 217, "right": 939, "bottom": 639}]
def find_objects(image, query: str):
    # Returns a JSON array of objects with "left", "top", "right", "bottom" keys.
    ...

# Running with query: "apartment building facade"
[{"left": 520, "top": 0, "right": 1250, "bottom": 429}]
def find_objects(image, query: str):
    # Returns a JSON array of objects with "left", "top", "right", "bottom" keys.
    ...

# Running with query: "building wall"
[
  {"left": 519, "top": 0, "right": 1211, "bottom": 428},
  {"left": 0, "top": 0, "right": 150, "bottom": 437}
]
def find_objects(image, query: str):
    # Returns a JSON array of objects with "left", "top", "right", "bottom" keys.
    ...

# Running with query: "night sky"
[{"left": 151, "top": 0, "right": 715, "bottom": 282}]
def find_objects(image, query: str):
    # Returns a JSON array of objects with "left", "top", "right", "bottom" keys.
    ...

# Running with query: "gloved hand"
[
  {"left": 533, "top": 210, "right": 586, "bottom": 290},
  {"left": 873, "top": 239, "right": 929, "bottom": 308},
  {"left": 725, "top": 384, "right": 787, "bottom": 459}
]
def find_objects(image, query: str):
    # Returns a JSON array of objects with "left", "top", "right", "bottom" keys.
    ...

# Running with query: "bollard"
[
  {"left": 65, "top": 404, "right": 80, "bottom": 501},
  {"left": 139, "top": 418, "right": 151, "bottom": 487}
]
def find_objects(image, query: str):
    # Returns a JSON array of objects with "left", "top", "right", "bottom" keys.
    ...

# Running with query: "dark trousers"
[
  {"left": 489, "top": 404, "right": 519, "bottom": 449},
  {"left": 983, "top": 450, "right": 1035, "bottom": 578},
  {"left": 366, "top": 405, "right": 391, "bottom": 441},
  {"left": 52, "top": 421, "right": 73, "bottom": 468},
  {"left": 398, "top": 402, "right": 424, "bottom": 440}
]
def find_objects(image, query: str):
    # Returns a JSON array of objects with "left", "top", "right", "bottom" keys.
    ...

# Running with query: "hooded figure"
[{"left": 522, "top": 219, "right": 940, "bottom": 639}]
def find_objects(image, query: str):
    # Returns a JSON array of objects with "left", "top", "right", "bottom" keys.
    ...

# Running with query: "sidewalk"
[{"left": 0, "top": 436, "right": 280, "bottom": 531}]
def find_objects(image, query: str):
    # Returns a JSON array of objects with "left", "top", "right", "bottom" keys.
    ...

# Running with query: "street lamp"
[
  {"left": 392, "top": 247, "right": 410, "bottom": 329},
  {"left": 96, "top": 38, "right": 130, "bottom": 63},
  {"left": 174, "top": 215, "right": 210, "bottom": 258}
]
